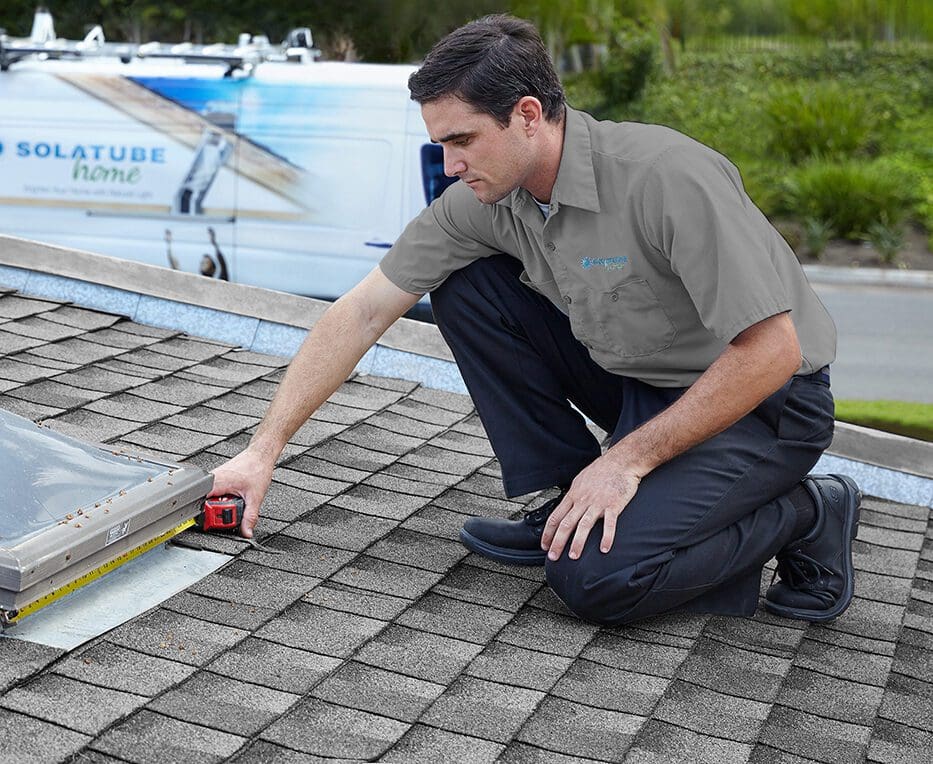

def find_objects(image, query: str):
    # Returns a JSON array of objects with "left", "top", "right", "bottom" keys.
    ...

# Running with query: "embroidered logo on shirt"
[{"left": 580, "top": 256, "right": 629, "bottom": 271}]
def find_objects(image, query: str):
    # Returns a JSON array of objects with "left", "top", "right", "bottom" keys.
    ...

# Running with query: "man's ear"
[{"left": 515, "top": 96, "right": 544, "bottom": 134}]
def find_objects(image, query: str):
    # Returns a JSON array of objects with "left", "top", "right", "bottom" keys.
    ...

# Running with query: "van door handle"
[{"left": 364, "top": 240, "right": 393, "bottom": 249}]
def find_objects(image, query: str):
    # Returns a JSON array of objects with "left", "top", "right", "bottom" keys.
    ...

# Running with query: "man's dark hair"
[{"left": 408, "top": 15, "right": 565, "bottom": 127}]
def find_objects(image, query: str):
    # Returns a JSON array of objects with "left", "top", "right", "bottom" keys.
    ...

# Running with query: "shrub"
[
  {"left": 803, "top": 217, "right": 834, "bottom": 259},
  {"left": 865, "top": 221, "right": 905, "bottom": 265},
  {"left": 763, "top": 82, "right": 878, "bottom": 162},
  {"left": 784, "top": 160, "right": 916, "bottom": 239},
  {"left": 596, "top": 21, "right": 657, "bottom": 108}
]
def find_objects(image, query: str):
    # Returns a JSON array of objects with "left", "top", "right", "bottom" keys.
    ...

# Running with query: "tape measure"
[{"left": 0, "top": 517, "right": 196, "bottom": 628}]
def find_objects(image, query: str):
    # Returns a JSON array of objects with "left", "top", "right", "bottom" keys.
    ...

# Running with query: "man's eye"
[{"left": 455, "top": 138, "right": 471, "bottom": 146}]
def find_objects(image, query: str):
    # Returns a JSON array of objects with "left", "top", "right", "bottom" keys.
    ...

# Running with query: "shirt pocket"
[{"left": 594, "top": 279, "right": 677, "bottom": 357}]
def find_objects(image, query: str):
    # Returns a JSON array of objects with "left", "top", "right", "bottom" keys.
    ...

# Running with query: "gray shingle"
[
  {"left": 188, "top": 559, "right": 317, "bottom": 610},
  {"left": 364, "top": 472, "right": 449, "bottom": 499},
  {"left": 389, "top": 398, "right": 463, "bottom": 426},
  {"left": 407, "top": 385, "right": 474, "bottom": 413},
  {"left": 368, "top": 528, "right": 467, "bottom": 573},
  {"left": 0, "top": 328, "right": 45, "bottom": 354},
  {"left": 465, "top": 641, "right": 573, "bottom": 692},
  {"left": 231, "top": 740, "right": 347, "bottom": 763},
  {"left": 84, "top": 327, "right": 162, "bottom": 349},
  {"left": 33, "top": 336, "right": 124, "bottom": 364},
  {"left": 653, "top": 680, "right": 771, "bottom": 743},
  {"left": 303, "top": 582, "right": 411, "bottom": 621},
  {"left": 283, "top": 505, "right": 397, "bottom": 551},
  {"left": 160, "top": 591, "right": 277, "bottom": 631},
  {"left": 7, "top": 378, "right": 107, "bottom": 408},
  {"left": 804, "top": 622, "right": 896, "bottom": 657},
  {"left": 310, "top": 400, "right": 372, "bottom": 425},
  {"left": 581, "top": 632, "right": 690, "bottom": 678},
  {"left": 0, "top": 639, "right": 63, "bottom": 693},
  {"left": 796, "top": 638, "right": 893, "bottom": 686},
  {"left": 0, "top": 709, "right": 90, "bottom": 762},
  {"left": 327, "top": 379, "right": 406, "bottom": 410},
  {"left": 854, "top": 569, "right": 916, "bottom": 606},
  {"left": 51, "top": 365, "right": 148, "bottom": 394},
  {"left": 131, "top": 375, "right": 228, "bottom": 407},
  {"left": 628, "top": 719, "right": 753, "bottom": 764},
  {"left": 330, "top": 484, "right": 430, "bottom": 520},
  {"left": 286, "top": 453, "right": 372, "bottom": 484},
  {"left": 311, "top": 660, "right": 444, "bottom": 722},
  {"left": 148, "top": 671, "right": 299, "bottom": 736},
  {"left": 235, "top": 378, "right": 279, "bottom": 400},
  {"left": 203, "top": 390, "right": 271, "bottom": 419},
  {"left": 44, "top": 305, "right": 122, "bottom": 330},
  {"left": 399, "top": 444, "right": 491, "bottom": 476},
  {"left": 892, "top": 640, "right": 933, "bottom": 684},
  {"left": 239, "top": 535, "right": 355, "bottom": 579},
  {"left": 402, "top": 504, "right": 478, "bottom": 541},
  {"left": 9, "top": 348, "right": 80, "bottom": 371},
  {"left": 254, "top": 481, "right": 325, "bottom": 524},
  {"left": 355, "top": 624, "right": 482, "bottom": 683},
  {"left": 853, "top": 540, "right": 921, "bottom": 578},
  {"left": 396, "top": 593, "right": 514, "bottom": 645},
  {"left": 434, "top": 488, "right": 527, "bottom": 519},
  {"left": 382, "top": 461, "right": 466, "bottom": 486},
  {"left": 0, "top": 394, "right": 63, "bottom": 420},
  {"left": 421, "top": 675, "right": 544, "bottom": 743},
  {"left": 184, "top": 357, "right": 271, "bottom": 385},
  {"left": 337, "top": 422, "right": 425, "bottom": 456},
  {"left": 757, "top": 705, "right": 871, "bottom": 763},
  {"left": 878, "top": 673, "right": 933, "bottom": 732},
  {"left": 497, "top": 605, "right": 597, "bottom": 658},
  {"left": 353, "top": 373, "right": 418, "bottom": 393},
  {"left": 517, "top": 696, "right": 644, "bottom": 762},
  {"left": 867, "top": 718, "right": 933, "bottom": 763},
  {"left": 432, "top": 562, "right": 541, "bottom": 612},
  {"left": 331, "top": 555, "right": 442, "bottom": 600},
  {"left": 0, "top": 673, "right": 145, "bottom": 735},
  {"left": 775, "top": 666, "right": 885, "bottom": 727},
  {"left": 308, "top": 437, "right": 398, "bottom": 472},
  {"left": 205, "top": 637, "right": 341, "bottom": 694},
  {"left": 861, "top": 506, "right": 929, "bottom": 534},
  {"left": 111, "top": 321, "right": 178, "bottom": 339},
  {"left": 86, "top": 392, "right": 185, "bottom": 422},
  {"left": 273, "top": 467, "right": 351, "bottom": 497},
  {"left": 96, "top": 357, "right": 166, "bottom": 379},
  {"left": 163, "top": 405, "right": 258, "bottom": 437},
  {"left": 364, "top": 409, "right": 448, "bottom": 439},
  {"left": 151, "top": 336, "right": 229, "bottom": 362},
  {"left": 1, "top": 315, "right": 85, "bottom": 341},
  {"left": 703, "top": 615, "right": 805, "bottom": 658},
  {"left": 254, "top": 601, "right": 384, "bottom": 658},
  {"left": 103, "top": 609, "right": 248, "bottom": 666},
  {"left": 120, "top": 422, "right": 226, "bottom": 457},
  {"left": 90, "top": 709, "right": 246, "bottom": 763},
  {"left": 429, "top": 429, "right": 495, "bottom": 457},
  {"left": 552, "top": 659, "right": 668, "bottom": 716},
  {"left": 821, "top": 595, "right": 906, "bottom": 642},
  {"left": 0, "top": 295, "right": 66, "bottom": 319},
  {"left": 260, "top": 697, "right": 408, "bottom": 759},
  {"left": 675, "top": 637, "right": 791, "bottom": 702},
  {"left": 0, "top": 356, "right": 54, "bottom": 383},
  {"left": 382, "top": 724, "right": 504, "bottom": 763},
  {"left": 54, "top": 643, "right": 196, "bottom": 695},
  {"left": 287, "top": 417, "right": 348, "bottom": 447}
]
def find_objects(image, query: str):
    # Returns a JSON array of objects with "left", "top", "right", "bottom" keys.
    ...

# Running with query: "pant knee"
[{"left": 545, "top": 559, "right": 639, "bottom": 626}]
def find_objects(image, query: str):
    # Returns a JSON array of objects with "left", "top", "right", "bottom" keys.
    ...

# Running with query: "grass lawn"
[{"left": 835, "top": 399, "right": 933, "bottom": 442}]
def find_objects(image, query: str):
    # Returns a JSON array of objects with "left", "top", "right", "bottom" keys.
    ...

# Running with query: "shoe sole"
[
  {"left": 765, "top": 474, "right": 862, "bottom": 623},
  {"left": 458, "top": 528, "right": 546, "bottom": 566}
]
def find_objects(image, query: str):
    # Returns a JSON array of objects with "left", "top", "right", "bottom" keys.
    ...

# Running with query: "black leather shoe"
[
  {"left": 765, "top": 474, "right": 862, "bottom": 623},
  {"left": 459, "top": 494, "right": 564, "bottom": 565}
]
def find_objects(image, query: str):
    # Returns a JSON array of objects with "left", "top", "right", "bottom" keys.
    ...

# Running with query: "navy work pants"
[{"left": 431, "top": 255, "right": 835, "bottom": 624}]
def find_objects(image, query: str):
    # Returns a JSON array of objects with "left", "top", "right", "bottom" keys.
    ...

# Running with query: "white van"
[{"left": 0, "top": 15, "right": 452, "bottom": 314}]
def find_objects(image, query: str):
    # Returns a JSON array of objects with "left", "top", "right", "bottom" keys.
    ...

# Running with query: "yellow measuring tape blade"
[{"left": 2, "top": 517, "right": 197, "bottom": 626}]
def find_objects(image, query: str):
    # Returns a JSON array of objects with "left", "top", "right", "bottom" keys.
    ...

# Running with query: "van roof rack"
[{"left": 0, "top": 8, "right": 319, "bottom": 74}]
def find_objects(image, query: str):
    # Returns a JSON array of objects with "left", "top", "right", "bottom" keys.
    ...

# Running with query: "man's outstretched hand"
[
  {"left": 540, "top": 449, "right": 645, "bottom": 561},
  {"left": 209, "top": 447, "right": 275, "bottom": 538}
]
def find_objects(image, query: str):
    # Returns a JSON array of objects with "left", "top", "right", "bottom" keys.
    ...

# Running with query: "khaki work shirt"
[{"left": 380, "top": 107, "right": 836, "bottom": 387}]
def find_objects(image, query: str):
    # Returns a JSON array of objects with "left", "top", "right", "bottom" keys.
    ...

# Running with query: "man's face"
[{"left": 421, "top": 96, "right": 534, "bottom": 205}]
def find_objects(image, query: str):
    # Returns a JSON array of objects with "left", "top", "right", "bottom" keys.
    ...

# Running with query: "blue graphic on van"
[{"left": 581, "top": 255, "right": 628, "bottom": 270}]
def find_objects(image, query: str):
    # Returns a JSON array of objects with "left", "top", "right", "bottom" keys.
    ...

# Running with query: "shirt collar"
[{"left": 496, "top": 106, "right": 601, "bottom": 214}]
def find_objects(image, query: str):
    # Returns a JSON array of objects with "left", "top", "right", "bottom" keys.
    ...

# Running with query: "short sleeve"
[
  {"left": 640, "top": 146, "right": 791, "bottom": 343},
  {"left": 379, "top": 181, "right": 501, "bottom": 294}
]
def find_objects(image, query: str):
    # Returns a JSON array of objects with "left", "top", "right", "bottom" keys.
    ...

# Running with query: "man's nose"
[{"left": 444, "top": 150, "right": 466, "bottom": 178}]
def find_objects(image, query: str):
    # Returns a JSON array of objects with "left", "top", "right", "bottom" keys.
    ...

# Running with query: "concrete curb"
[{"left": 804, "top": 264, "right": 933, "bottom": 289}]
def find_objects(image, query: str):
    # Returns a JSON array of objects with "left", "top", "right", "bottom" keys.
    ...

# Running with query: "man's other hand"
[
  {"left": 541, "top": 451, "right": 643, "bottom": 561},
  {"left": 209, "top": 447, "right": 275, "bottom": 538}
]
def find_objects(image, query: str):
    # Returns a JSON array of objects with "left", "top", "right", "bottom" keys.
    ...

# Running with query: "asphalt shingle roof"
[{"left": 0, "top": 289, "right": 931, "bottom": 763}]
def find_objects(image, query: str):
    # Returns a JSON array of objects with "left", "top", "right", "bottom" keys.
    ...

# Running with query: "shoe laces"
[{"left": 772, "top": 550, "right": 837, "bottom": 606}]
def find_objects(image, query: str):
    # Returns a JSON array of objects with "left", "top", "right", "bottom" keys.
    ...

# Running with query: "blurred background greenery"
[{"left": 4, "top": 1, "right": 930, "bottom": 261}]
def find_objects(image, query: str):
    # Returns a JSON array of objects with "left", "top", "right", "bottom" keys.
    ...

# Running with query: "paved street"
[{"left": 813, "top": 283, "right": 933, "bottom": 403}]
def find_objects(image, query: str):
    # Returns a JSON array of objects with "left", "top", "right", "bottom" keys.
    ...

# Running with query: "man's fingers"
[
  {"left": 568, "top": 510, "right": 598, "bottom": 560},
  {"left": 547, "top": 504, "right": 587, "bottom": 561},
  {"left": 600, "top": 511, "right": 618, "bottom": 553},
  {"left": 541, "top": 494, "right": 574, "bottom": 549}
]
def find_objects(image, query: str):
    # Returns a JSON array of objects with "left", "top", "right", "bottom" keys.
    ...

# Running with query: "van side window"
[{"left": 420, "top": 144, "right": 457, "bottom": 205}]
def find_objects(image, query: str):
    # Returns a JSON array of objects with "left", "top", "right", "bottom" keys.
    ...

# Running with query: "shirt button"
[
  {"left": 546, "top": 242, "right": 556, "bottom": 251},
  {"left": 610, "top": 292, "right": 619, "bottom": 302},
  {"left": 563, "top": 294, "right": 572, "bottom": 304}
]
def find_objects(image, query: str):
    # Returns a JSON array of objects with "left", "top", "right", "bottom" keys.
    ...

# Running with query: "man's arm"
[
  {"left": 210, "top": 267, "right": 421, "bottom": 537},
  {"left": 541, "top": 311, "right": 802, "bottom": 560}
]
